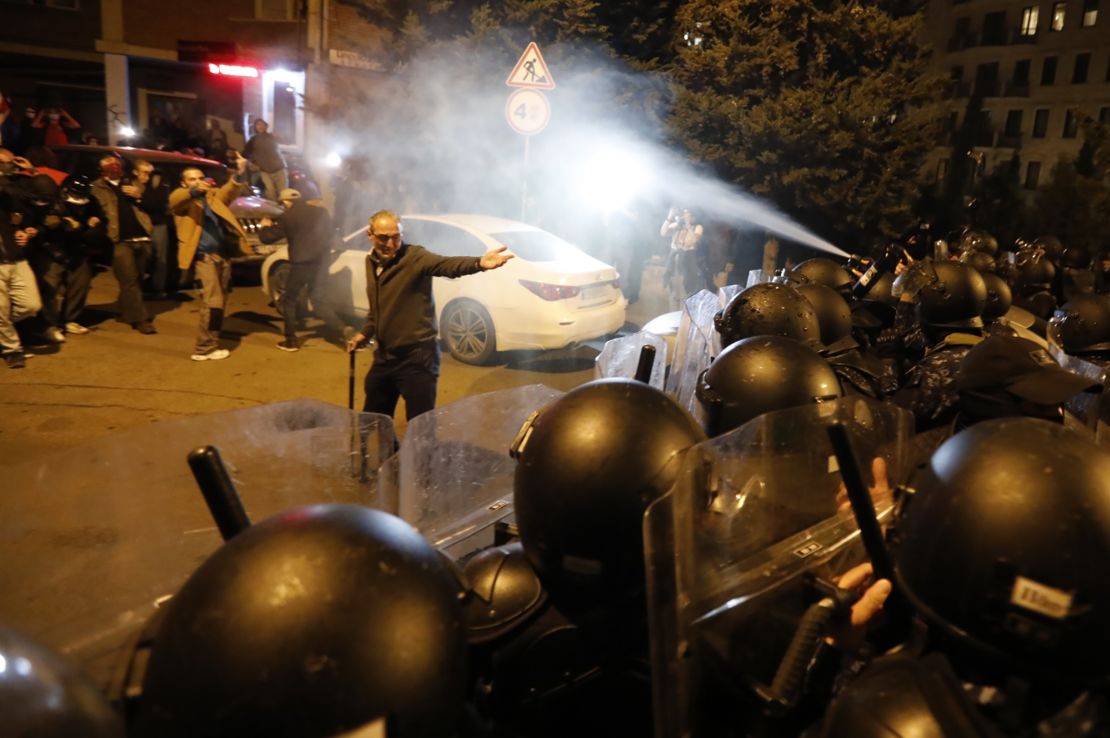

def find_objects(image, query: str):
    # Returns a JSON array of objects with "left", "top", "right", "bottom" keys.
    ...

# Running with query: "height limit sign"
[{"left": 505, "top": 41, "right": 554, "bottom": 136}]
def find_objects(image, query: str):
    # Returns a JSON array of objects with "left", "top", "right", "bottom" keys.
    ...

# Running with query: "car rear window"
[{"left": 489, "top": 230, "right": 576, "bottom": 262}]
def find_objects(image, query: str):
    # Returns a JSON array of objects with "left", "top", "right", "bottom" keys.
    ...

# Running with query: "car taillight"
[{"left": 519, "top": 279, "right": 582, "bottom": 301}]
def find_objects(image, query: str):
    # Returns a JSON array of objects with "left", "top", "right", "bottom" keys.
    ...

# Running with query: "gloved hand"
[{"left": 891, "top": 260, "right": 936, "bottom": 300}]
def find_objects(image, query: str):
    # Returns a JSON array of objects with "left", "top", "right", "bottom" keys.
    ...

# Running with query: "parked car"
[
  {"left": 260, "top": 213, "right": 627, "bottom": 364},
  {"left": 49, "top": 144, "right": 283, "bottom": 264}
]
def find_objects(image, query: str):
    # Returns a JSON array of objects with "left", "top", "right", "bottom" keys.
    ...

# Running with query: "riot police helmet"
[
  {"left": 795, "top": 281, "right": 853, "bottom": 346},
  {"left": 1062, "top": 245, "right": 1091, "bottom": 270},
  {"left": 980, "top": 272, "right": 1012, "bottom": 322},
  {"left": 959, "top": 250, "right": 996, "bottom": 275},
  {"left": 713, "top": 282, "right": 821, "bottom": 347},
  {"left": 0, "top": 626, "right": 124, "bottom": 738},
  {"left": 462, "top": 542, "right": 548, "bottom": 645},
  {"left": 1032, "top": 235, "right": 1064, "bottom": 263},
  {"left": 696, "top": 335, "right": 842, "bottom": 437},
  {"left": 132, "top": 505, "right": 468, "bottom": 738},
  {"left": 1052, "top": 294, "right": 1110, "bottom": 354},
  {"left": 895, "top": 419, "right": 1110, "bottom": 685},
  {"left": 955, "top": 229, "right": 999, "bottom": 257},
  {"left": 790, "top": 257, "right": 853, "bottom": 292},
  {"left": 916, "top": 261, "right": 987, "bottom": 330},
  {"left": 511, "top": 379, "right": 706, "bottom": 620}
]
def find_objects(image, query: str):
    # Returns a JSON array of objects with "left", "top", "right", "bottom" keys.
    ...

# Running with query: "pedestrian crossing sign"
[{"left": 506, "top": 42, "right": 556, "bottom": 90}]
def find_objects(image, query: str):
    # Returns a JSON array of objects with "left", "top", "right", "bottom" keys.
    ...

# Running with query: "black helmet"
[
  {"left": 955, "top": 229, "right": 999, "bottom": 257},
  {"left": 959, "top": 249, "right": 995, "bottom": 274},
  {"left": 1032, "top": 235, "right": 1064, "bottom": 262},
  {"left": 820, "top": 655, "right": 992, "bottom": 738},
  {"left": 916, "top": 261, "right": 987, "bottom": 330},
  {"left": 132, "top": 505, "right": 468, "bottom": 738},
  {"left": 790, "top": 257, "right": 853, "bottom": 291},
  {"left": 895, "top": 419, "right": 1110, "bottom": 684},
  {"left": 795, "top": 282, "right": 853, "bottom": 346},
  {"left": 462, "top": 542, "right": 547, "bottom": 645},
  {"left": 980, "top": 272, "right": 1012, "bottom": 322},
  {"left": 1062, "top": 245, "right": 1091, "bottom": 269},
  {"left": 61, "top": 173, "right": 92, "bottom": 204},
  {"left": 511, "top": 379, "right": 706, "bottom": 619},
  {"left": 713, "top": 282, "right": 821, "bottom": 347},
  {"left": 0, "top": 626, "right": 124, "bottom": 738},
  {"left": 696, "top": 335, "right": 842, "bottom": 437},
  {"left": 1053, "top": 294, "right": 1110, "bottom": 354}
]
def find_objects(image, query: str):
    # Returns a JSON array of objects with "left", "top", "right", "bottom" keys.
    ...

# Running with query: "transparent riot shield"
[
  {"left": 1047, "top": 317, "right": 1110, "bottom": 433},
  {"left": 595, "top": 330, "right": 668, "bottom": 389},
  {"left": 665, "top": 290, "right": 723, "bottom": 423},
  {"left": 377, "top": 384, "right": 563, "bottom": 558},
  {"left": 0, "top": 399, "right": 394, "bottom": 692},
  {"left": 644, "top": 397, "right": 912, "bottom": 738}
]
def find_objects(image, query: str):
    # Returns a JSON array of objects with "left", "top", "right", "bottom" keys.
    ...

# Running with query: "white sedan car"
[{"left": 260, "top": 213, "right": 627, "bottom": 364}]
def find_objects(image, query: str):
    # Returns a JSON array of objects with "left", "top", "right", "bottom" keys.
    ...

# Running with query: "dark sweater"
[
  {"left": 359, "top": 243, "right": 483, "bottom": 352},
  {"left": 258, "top": 200, "right": 334, "bottom": 263}
]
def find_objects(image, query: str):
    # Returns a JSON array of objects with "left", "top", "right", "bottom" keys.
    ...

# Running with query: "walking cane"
[{"left": 348, "top": 347, "right": 370, "bottom": 483}]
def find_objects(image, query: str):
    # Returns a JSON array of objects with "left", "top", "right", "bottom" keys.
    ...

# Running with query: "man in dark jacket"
[
  {"left": 346, "top": 210, "right": 513, "bottom": 420},
  {"left": 259, "top": 189, "right": 347, "bottom": 351},
  {"left": 243, "top": 119, "right": 285, "bottom": 202}
]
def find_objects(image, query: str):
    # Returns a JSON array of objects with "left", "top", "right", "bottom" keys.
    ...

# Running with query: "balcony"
[
  {"left": 944, "top": 80, "right": 973, "bottom": 98},
  {"left": 1010, "top": 28, "right": 1039, "bottom": 44},
  {"left": 1003, "top": 81, "right": 1030, "bottom": 97},
  {"left": 975, "top": 130, "right": 997, "bottom": 147},
  {"left": 997, "top": 133, "right": 1023, "bottom": 148}
]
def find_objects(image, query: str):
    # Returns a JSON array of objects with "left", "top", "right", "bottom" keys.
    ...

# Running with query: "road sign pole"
[{"left": 521, "top": 135, "right": 530, "bottom": 221}]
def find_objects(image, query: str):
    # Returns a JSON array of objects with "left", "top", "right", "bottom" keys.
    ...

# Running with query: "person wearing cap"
[
  {"left": 169, "top": 154, "right": 250, "bottom": 361},
  {"left": 259, "top": 189, "right": 347, "bottom": 351}
]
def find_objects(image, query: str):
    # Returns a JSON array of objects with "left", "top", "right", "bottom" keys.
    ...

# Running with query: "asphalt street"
[{"left": 0, "top": 262, "right": 669, "bottom": 464}]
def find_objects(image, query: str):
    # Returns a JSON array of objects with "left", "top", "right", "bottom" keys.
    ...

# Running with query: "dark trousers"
[
  {"left": 113, "top": 238, "right": 151, "bottom": 324},
  {"left": 362, "top": 342, "right": 439, "bottom": 421},
  {"left": 281, "top": 260, "right": 345, "bottom": 340},
  {"left": 37, "top": 257, "right": 91, "bottom": 327}
]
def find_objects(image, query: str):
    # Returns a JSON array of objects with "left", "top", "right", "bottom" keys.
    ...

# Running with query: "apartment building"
[{"left": 923, "top": 0, "right": 1110, "bottom": 192}]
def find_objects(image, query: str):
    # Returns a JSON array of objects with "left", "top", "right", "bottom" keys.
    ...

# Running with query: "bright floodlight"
[
  {"left": 324, "top": 152, "right": 342, "bottom": 168},
  {"left": 576, "top": 148, "right": 649, "bottom": 212},
  {"left": 120, "top": 126, "right": 136, "bottom": 138}
]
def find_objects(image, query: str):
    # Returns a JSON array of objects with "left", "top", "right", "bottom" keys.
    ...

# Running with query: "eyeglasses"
[{"left": 371, "top": 233, "right": 401, "bottom": 244}]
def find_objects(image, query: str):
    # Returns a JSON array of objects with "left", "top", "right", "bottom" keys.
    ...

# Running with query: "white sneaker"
[
  {"left": 191, "top": 348, "right": 230, "bottom": 362},
  {"left": 45, "top": 327, "right": 66, "bottom": 343},
  {"left": 65, "top": 322, "right": 90, "bottom": 335}
]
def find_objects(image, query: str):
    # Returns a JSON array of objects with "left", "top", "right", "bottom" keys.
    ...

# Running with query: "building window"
[
  {"left": 1063, "top": 109, "right": 1079, "bottom": 137},
  {"left": 975, "top": 62, "right": 1000, "bottom": 96},
  {"left": 936, "top": 159, "right": 949, "bottom": 182},
  {"left": 1100, "top": 106, "right": 1110, "bottom": 123},
  {"left": 1042, "top": 56, "right": 1058, "bottom": 85},
  {"left": 255, "top": 0, "right": 295, "bottom": 20},
  {"left": 982, "top": 10, "right": 1008, "bottom": 44},
  {"left": 1005, "top": 110, "right": 1024, "bottom": 136},
  {"left": 1033, "top": 108, "right": 1050, "bottom": 137},
  {"left": 1074, "top": 53, "right": 1091, "bottom": 82},
  {"left": 1014, "top": 59, "right": 1031, "bottom": 85},
  {"left": 1025, "top": 161, "right": 1042, "bottom": 189},
  {"left": 1052, "top": 2, "right": 1067, "bottom": 29},
  {"left": 1082, "top": 0, "right": 1098, "bottom": 26},
  {"left": 1021, "top": 5, "right": 1040, "bottom": 33}
]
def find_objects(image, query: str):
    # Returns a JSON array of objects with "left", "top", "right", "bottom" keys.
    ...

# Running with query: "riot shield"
[
  {"left": 645, "top": 397, "right": 912, "bottom": 738},
  {"left": 595, "top": 330, "right": 668, "bottom": 389},
  {"left": 0, "top": 400, "right": 394, "bottom": 692},
  {"left": 377, "top": 384, "right": 563, "bottom": 557},
  {"left": 665, "top": 290, "right": 724, "bottom": 422}
]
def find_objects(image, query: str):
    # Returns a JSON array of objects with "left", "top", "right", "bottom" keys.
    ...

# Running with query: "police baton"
[
  {"left": 825, "top": 422, "right": 912, "bottom": 634},
  {"left": 187, "top": 445, "right": 252, "bottom": 541}
]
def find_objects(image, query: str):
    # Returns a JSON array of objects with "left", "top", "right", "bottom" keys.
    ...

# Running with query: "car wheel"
[
  {"left": 442, "top": 299, "right": 496, "bottom": 365},
  {"left": 267, "top": 262, "right": 309, "bottom": 319}
]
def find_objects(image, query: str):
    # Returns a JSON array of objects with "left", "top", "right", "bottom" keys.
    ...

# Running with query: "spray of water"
[{"left": 306, "top": 36, "right": 845, "bottom": 258}]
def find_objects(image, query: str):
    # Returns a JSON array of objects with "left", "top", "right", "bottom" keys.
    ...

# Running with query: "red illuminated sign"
[{"left": 208, "top": 63, "right": 259, "bottom": 78}]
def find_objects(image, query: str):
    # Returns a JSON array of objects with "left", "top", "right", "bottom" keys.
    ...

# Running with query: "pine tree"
[{"left": 666, "top": 0, "right": 941, "bottom": 249}]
